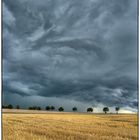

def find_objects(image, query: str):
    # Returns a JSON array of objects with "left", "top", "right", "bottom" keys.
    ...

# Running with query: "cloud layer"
[{"left": 3, "top": 0, "right": 138, "bottom": 111}]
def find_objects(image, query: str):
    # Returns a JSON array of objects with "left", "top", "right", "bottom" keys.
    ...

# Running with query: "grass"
[{"left": 2, "top": 109, "right": 138, "bottom": 140}]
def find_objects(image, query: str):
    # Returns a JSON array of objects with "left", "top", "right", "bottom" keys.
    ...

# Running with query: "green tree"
[
  {"left": 58, "top": 107, "right": 64, "bottom": 112},
  {"left": 87, "top": 107, "right": 93, "bottom": 112},
  {"left": 8, "top": 104, "right": 13, "bottom": 109},
  {"left": 46, "top": 106, "right": 51, "bottom": 111},
  {"left": 37, "top": 106, "right": 41, "bottom": 110},
  {"left": 16, "top": 105, "right": 20, "bottom": 109},
  {"left": 103, "top": 107, "right": 109, "bottom": 114},
  {"left": 72, "top": 107, "right": 77, "bottom": 112},
  {"left": 115, "top": 107, "right": 120, "bottom": 114},
  {"left": 28, "top": 106, "right": 41, "bottom": 110},
  {"left": 28, "top": 106, "right": 33, "bottom": 110},
  {"left": 2, "top": 105, "right": 7, "bottom": 109},
  {"left": 50, "top": 106, "right": 55, "bottom": 111}
]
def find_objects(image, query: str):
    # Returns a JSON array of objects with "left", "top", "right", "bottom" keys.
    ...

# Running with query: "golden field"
[{"left": 2, "top": 109, "right": 138, "bottom": 140}]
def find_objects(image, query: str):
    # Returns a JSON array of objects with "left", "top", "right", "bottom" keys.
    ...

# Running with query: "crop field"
[{"left": 2, "top": 109, "right": 138, "bottom": 140}]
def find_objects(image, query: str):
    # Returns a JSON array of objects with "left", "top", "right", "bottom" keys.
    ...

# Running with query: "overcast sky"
[{"left": 3, "top": 0, "right": 138, "bottom": 112}]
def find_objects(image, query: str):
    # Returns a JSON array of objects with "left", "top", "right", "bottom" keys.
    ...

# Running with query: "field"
[{"left": 2, "top": 109, "right": 138, "bottom": 140}]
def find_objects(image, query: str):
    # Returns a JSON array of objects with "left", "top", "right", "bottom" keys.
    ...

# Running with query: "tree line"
[{"left": 2, "top": 104, "right": 120, "bottom": 114}]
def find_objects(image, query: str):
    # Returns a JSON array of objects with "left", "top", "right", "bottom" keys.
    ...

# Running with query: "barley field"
[{"left": 2, "top": 109, "right": 138, "bottom": 140}]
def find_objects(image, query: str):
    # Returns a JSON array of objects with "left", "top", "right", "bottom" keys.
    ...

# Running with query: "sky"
[{"left": 3, "top": 0, "right": 138, "bottom": 113}]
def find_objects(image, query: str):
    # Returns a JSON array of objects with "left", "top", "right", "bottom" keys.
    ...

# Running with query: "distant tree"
[
  {"left": 3, "top": 105, "right": 7, "bottom": 109},
  {"left": 73, "top": 107, "right": 77, "bottom": 112},
  {"left": 115, "top": 107, "right": 120, "bottom": 114},
  {"left": 103, "top": 107, "right": 109, "bottom": 114},
  {"left": 28, "top": 106, "right": 41, "bottom": 110},
  {"left": 16, "top": 105, "right": 20, "bottom": 109},
  {"left": 37, "top": 106, "right": 41, "bottom": 110},
  {"left": 46, "top": 106, "right": 51, "bottom": 111},
  {"left": 28, "top": 107, "right": 33, "bottom": 110},
  {"left": 8, "top": 104, "right": 13, "bottom": 109},
  {"left": 32, "top": 106, "right": 36, "bottom": 110},
  {"left": 58, "top": 107, "right": 64, "bottom": 112},
  {"left": 50, "top": 106, "right": 55, "bottom": 111},
  {"left": 87, "top": 107, "right": 93, "bottom": 112},
  {"left": 2, "top": 105, "right": 8, "bottom": 109}
]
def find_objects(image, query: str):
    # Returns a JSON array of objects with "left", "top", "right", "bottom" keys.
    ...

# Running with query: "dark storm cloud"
[{"left": 3, "top": 0, "right": 138, "bottom": 111}]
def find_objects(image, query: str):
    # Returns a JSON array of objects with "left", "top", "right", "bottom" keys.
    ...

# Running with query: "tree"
[
  {"left": 58, "top": 107, "right": 64, "bottom": 112},
  {"left": 28, "top": 106, "right": 41, "bottom": 110},
  {"left": 103, "top": 107, "right": 109, "bottom": 114},
  {"left": 37, "top": 106, "right": 41, "bottom": 110},
  {"left": 46, "top": 106, "right": 51, "bottom": 110},
  {"left": 2, "top": 105, "right": 8, "bottom": 109},
  {"left": 31, "top": 106, "right": 36, "bottom": 110},
  {"left": 28, "top": 106, "right": 33, "bottom": 110},
  {"left": 87, "top": 107, "right": 93, "bottom": 112},
  {"left": 8, "top": 104, "right": 13, "bottom": 109},
  {"left": 16, "top": 105, "right": 20, "bottom": 109},
  {"left": 72, "top": 107, "right": 77, "bottom": 112},
  {"left": 115, "top": 107, "right": 120, "bottom": 114},
  {"left": 50, "top": 106, "right": 55, "bottom": 111}
]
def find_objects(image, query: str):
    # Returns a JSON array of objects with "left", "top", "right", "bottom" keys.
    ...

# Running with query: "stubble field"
[{"left": 2, "top": 109, "right": 138, "bottom": 140}]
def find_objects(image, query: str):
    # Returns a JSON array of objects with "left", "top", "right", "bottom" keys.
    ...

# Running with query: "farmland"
[{"left": 2, "top": 109, "right": 138, "bottom": 140}]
